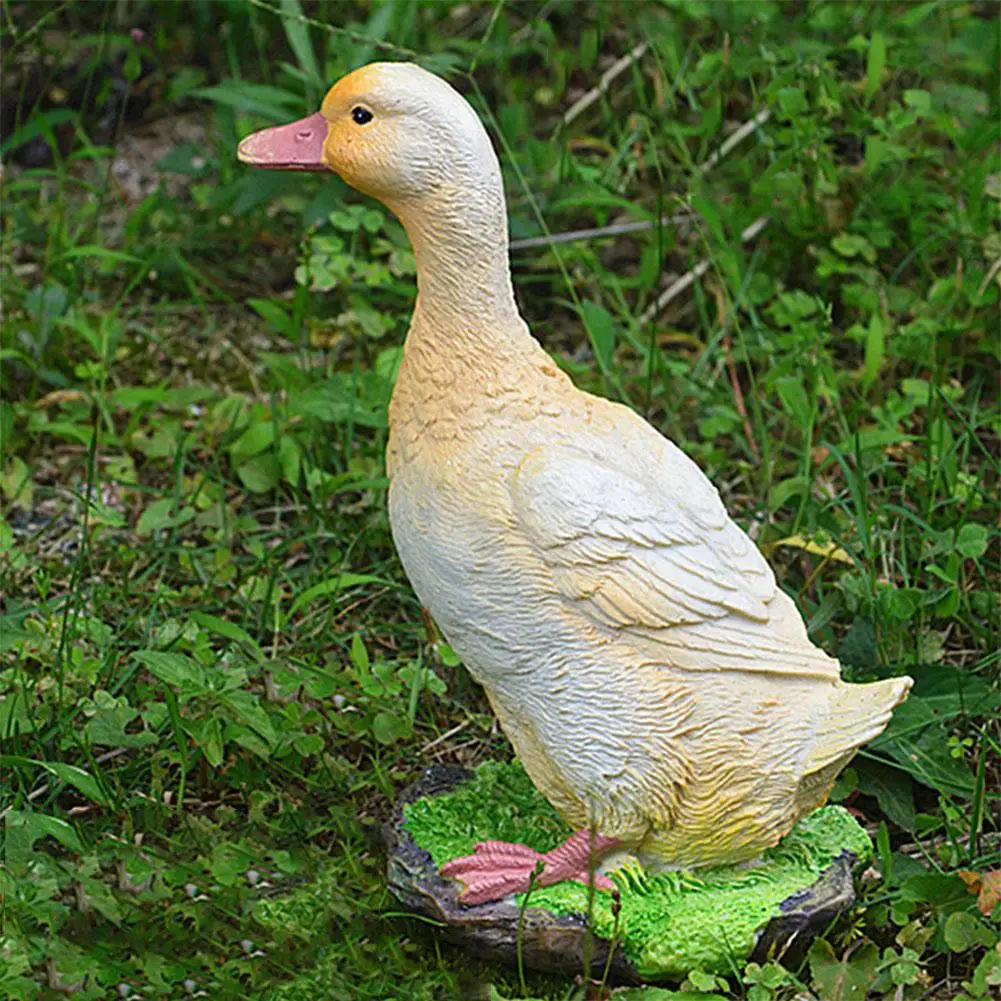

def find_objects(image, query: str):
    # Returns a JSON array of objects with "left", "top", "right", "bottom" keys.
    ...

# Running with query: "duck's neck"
[{"left": 390, "top": 182, "right": 530, "bottom": 357}]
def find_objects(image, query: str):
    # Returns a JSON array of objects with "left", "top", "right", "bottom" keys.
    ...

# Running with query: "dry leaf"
[
  {"left": 34, "top": 389, "right": 87, "bottom": 408},
  {"left": 766, "top": 534, "right": 853, "bottom": 564},
  {"left": 958, "top": 869, "right": 1001, "bottom": 916}
]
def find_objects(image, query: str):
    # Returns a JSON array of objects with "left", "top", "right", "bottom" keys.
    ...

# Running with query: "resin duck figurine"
[{"left": 239, "top": 63, "right": 912, "bottom": 905}]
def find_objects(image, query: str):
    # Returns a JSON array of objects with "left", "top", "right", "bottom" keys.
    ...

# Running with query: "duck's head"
[
  {"left": 237, "top": 62, "right": 499, "bottom": 207},
  {"left": 239, "top": 62, "right": 520, "bottom": 326}
]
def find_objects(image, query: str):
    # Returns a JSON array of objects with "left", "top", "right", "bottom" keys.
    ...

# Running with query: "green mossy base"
[{"left": 402, "top": 761, "right": 872, "bottom": 977}]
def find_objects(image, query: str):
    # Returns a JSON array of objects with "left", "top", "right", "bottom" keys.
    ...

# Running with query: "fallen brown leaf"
[
  {"left": 33, "top": 389, "right": 87, "bottom": 408},
  {"left": 958, "top": 869, "right": 1001, "bottom": 916}
]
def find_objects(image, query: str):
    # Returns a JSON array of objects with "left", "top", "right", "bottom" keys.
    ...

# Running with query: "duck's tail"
[{"left": 803, "top": 675, "right": 913, "bottom": 778}]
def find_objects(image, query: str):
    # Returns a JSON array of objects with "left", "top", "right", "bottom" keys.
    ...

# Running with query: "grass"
[{"left": 2, "top": 1, "right": 999, "bottom": 999}]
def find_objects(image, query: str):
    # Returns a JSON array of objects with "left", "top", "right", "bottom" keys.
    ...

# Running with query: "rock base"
[{"left": 385, "top": 762, "right": 870, "bottom": 982}]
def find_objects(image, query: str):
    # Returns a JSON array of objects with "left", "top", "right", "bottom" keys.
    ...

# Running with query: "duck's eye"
[{"left": 351, "top": 107, "right": 373, "bottom": 125}]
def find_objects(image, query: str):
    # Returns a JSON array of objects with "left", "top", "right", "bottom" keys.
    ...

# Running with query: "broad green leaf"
[
  {"left": 0, "top": 757, "right": 111, "bottom": 808},
  {"left": 1, "top": 456, "right": 32, "bottom": 510},
  {"left": 292, "top": 380, "right": 387, "bottom": 428},
  {"left": 968, "top": 948, "right": 1001, "bottom": 995},
  {"left": 31, "top": 421, "right": 95, "bottom": 446},
  {"left": 28, "top": 813, "right": 85, "bottom": 854},
  {"left": 904, "top": 663, "right": 997, "bottom": 719},
  {"left": 771, "top": 475, "right": 810, "bottom": 509},
  {"left": 293, "top": 733, "right": 324, "bottom": 756},
  {"left": 944, "top": 911, "right": 996, "bottom": 953},
  {"left": 45, "top": 763, "right": 110, "bottom": 807},
  {"left": 230, "top": 170, "right": 301, "bottom": 214},
  {"left": 231, "top": 728, "right": 273, "bottom": 760},
  {"left": 0, "top": 519, "right": 13, "bottom": 556},
  {"left": 900, "top": 872, "right": 970, "bottom": 906},
  {"left": 831, "top": 233, "right": 876, "bottom": 263},
  {"left": 136, "top": 499, "right": 195, "bottom": 536},
  {"left": 193, "top": 82, "right": 303, "bottom": 121},
  {"left": 372, "top": 711, "right": 409, "bottom": 744},
  {"left": 956, "top": 523, "right": 988, "bottom": 559},
  {"left": 351, "top": 633, "right": 370, "bottom": 672},
  {"left": 200, "top": 717, "right": 225, "bottom": 768},
  {"left": 133, "top": 651, "right": 206, "bottom": 689},
  {"left": 776, "top": 86, "right": 808, "bottom": 118},
  {"left": 0, "top": 108, "right": 76, "bottom": 155},
  {"left": 83, "top": 704, "right": 158, "bottom": 750},
  {"left": 775, "top": 377, "right": 812, "bottom": 430},
  {"left": 862, "top": 313, "right": 884, "bottom": 389},
  {"left": 112, "top": 385, "right": 170, "bottom": 411},
  {"left": 279, "top": 435, "right": 301, "bottom": 486},
  {"left": 687, "top": 971, "right": 724, "bottom": 992},
  {"left": 579, "top": 300, "right": 617, "bottom": 372},
  {"left": 280, "top": 0, "right": 321, "bottom": 87},
  {"left": 855, "top": 761, "right": 916, "bottom": 832},
  {"left": 189, "top": 612, "right": 265, "bottom": 662},
  {"left": 80, "top": 875, "right": 123, "bottom": 925},
  {"left": 248, "top": 298, "right": 295, "bottom": 338},
  {"left": 838, "top": 616, "right": 877, "bottom": 667},
  {"left": 770, "top": 290, "right": 819, "bottom": 324},
  {"left": 219, "top": 691, "right": 277, "bottom": 747},
  {"left": 865, "top": 31, "right": 887, "bottom": 104},
  {"left": 897, "top": 2, "right": 938, "bottom": 28},
  {"left": 835, "top": 426, "right": 913, "bottom": 453},
  {"left": 2, "top": 809, "right": 84, "bottom": 869},
  {"left": 230, "top": 421, "right": 277, "bottom": 460},
  {"left": 903, "top": 89, "right": 932, "bottom": 115},
  {"left": 690, "top": 194, "right": 726, "bottom": 246},
  {"left": 870, "top": 698, "right": 975, "bottom": 796},
  {"left": 237, "top": 454, "right": 282, "bottom": 493},
  {"left": 809, "top": 939, "right": 879, "bottom": 1000}
]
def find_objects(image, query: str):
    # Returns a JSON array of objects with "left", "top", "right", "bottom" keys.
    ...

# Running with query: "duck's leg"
[{"left": 440, "top": 829, "right": 620, "bottom": 906}]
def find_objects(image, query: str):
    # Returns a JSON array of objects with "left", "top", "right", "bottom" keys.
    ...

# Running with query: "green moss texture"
[{"left": 403, "top": 761, "right": 872, "bottom": 976}]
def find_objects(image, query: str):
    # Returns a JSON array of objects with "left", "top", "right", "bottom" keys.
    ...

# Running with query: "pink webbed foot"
[{"left": 440, "top": 829, "right": 620, "bottom": 906}]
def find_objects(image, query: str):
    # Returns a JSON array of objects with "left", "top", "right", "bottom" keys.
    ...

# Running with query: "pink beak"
[{"left": 237, "top": 111, "right": 330, "bottom": 171}]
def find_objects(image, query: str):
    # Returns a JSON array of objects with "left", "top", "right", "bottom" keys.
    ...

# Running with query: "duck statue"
[{"left": 238, "top": 62, "right": 912, "bottom": 906}]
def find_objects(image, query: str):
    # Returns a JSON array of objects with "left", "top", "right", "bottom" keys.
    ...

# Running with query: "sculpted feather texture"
[{"left": 239, "top": 62, "right": 913, "bottom": 898}]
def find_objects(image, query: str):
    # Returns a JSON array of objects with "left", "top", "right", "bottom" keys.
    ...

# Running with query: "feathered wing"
[
  {"left": 511, "top": 437, "right": 842, "bottom": 682},
  {"left": 511, "top": 430, "right": 911, "bottom": 786}
]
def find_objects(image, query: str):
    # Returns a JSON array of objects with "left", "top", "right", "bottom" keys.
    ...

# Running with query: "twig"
[
  {"left": 510, "top": 212, "right": 689, "bottom": 251},
  {"left": 563, "top": 41, "right": 649, "bottom": 126},
  {"left": 421, "top": 720, "right": 471, "bottom": 754},
  {"left": 511, "top": 106, "right": 767, "bottom": 253},
  {"left": 329, "top": 586, "right": 391, "bottom": 628},
  {"left": 723, "top": 331, "right": 761, "bottom": 462},
  {"left": 638, "top": 215, "right": 770, "bottom": 325},
  {"left": 245, "top": 0, "right": 420, "bottom": 60},
  {"left": 698, "top": 109, "right": 772, "bottom": 173},
  {"left": 918, "top": 979, "right": 953, "bottom": 1001},
  {"left": 897, "top": 829, "right": 1001, "bottom": 860},
  {"left": 711, "top": 283, "right": 762, "bottom": 463},
  {"left": 510, "top": 0, "right": 558, "bottom": 44},
  {"left": 976, "top": 255, "right": 1001, "bottom": 299}
]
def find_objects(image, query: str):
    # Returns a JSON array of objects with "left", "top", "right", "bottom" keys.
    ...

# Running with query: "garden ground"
[{"left": 2, "top": 2, "right": 999, "bottom": 999}]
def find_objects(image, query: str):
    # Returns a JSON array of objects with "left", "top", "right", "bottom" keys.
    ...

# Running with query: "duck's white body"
[
  {"left": 387, "top": 305, "right": 906, "bottom": 865},
  {"left": 239, "top": 62, "right": 912, "bottom": 881}
]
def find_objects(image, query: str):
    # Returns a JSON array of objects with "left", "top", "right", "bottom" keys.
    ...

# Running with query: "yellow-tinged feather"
[{"left": 281, "top": 62, "right": 913, "bottom": 867}]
